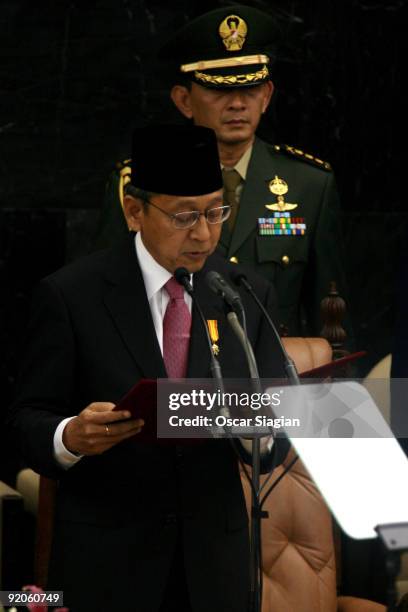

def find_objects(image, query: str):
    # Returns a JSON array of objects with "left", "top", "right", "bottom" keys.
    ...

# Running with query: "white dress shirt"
[{"left": 135, "top": 231, "right": 192, "bottom": 352}]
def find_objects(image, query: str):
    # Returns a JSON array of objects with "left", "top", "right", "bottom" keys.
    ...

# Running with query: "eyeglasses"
[{"left": 144, "top": 199, "right": 232, "bottom": 230}]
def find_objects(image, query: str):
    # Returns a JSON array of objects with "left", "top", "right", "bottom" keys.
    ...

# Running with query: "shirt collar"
[
  {"left": 221, "top": 143, "right": 253, "bottom": 180},
  {"left": 135, "top": 232, "right": 193, "bottom": 298},
  {"left": 135, "top": 232, "right": 172, "bottom": 300}
]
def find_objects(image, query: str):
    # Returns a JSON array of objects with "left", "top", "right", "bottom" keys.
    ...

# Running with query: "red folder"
[
  {"left": 113, "top": 379, "right": 206, "bottom": 446},
  {"left": 299, "top": 351, "right": 367, "bottom": 378},
  {"left": 113, "top": 378, "right": 158, "bottom": 444}
]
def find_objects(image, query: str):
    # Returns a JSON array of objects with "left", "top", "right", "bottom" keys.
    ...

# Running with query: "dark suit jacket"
[
  {"left": 94, "top": 137, "right": 352, "bottom": 339},
  {"left": 8, "top": 234, "right": 288, "bottom": 612}
]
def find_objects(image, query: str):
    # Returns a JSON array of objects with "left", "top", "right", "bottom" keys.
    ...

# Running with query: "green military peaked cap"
[{"left": 159, "top": 5, "right": 280, "bottom": 89}]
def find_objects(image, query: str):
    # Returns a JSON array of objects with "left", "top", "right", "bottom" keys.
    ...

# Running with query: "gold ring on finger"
[{"left": 105, "top": 424, "right": 110, "bottom": 436}]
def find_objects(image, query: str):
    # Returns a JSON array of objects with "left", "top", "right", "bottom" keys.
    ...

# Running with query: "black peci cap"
[
  {"left": 159, "top": 5, "right": 280, "bottom": 89},
  {"left": 130, "top": 124, "right": 223, "bottom": 196}
]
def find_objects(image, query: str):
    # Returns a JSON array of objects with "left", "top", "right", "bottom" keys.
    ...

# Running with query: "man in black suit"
[{"left": 8, "top": 125, "right": 288, "bottom": 612}]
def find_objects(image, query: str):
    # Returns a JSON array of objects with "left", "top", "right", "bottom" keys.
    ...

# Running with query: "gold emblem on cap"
[
  {"left": 207, "top": 320, "right": 220, "bottom": 356},
  {"left": 219, "top": 15, "right": 248, "bottom": 51},
  {"left": 266, "top": 176, "right": 298, "bottom": 212}
]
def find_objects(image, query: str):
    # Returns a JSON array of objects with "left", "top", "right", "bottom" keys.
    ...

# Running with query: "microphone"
[
  {"left": 174, "top": 266, "right": 194, "bottom": 295},
  {"left": 174, "top": 267, "right": 226, "bottom": 398},
  {"left": 205, "top": 270, "right": 244, "bottom": 314},
  {"left": 227, "top": 311, "right": 260, "bottom": 381},
  {"left": 206, "top": 270, "right": 261, "bottom": 384},
  {"left": 231, "top": 271, "right": 300, "bottom": 386}
]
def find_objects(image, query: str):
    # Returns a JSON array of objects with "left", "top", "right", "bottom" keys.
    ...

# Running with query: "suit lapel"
[
  {"left": 228, "top": 138, "right": 274, "bottom": 257},
  {"left": 103, "top": 236, "right": 166, "bottom": 379}
]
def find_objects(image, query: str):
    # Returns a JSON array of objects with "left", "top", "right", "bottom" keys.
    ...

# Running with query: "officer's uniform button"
[
  {"left": 230, "top": 256, "right": 239, "bottom": 264},
  {"left": 281, "top": 255, "right": 290, "bottom": 266}
]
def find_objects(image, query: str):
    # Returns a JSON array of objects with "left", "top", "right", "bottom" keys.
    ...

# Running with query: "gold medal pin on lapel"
[
  {"left": 207, "top": 320, "right": 220, "bottom": 356},
  {"left": 266, "top": 175, "right": 298, "bottom": 212}
]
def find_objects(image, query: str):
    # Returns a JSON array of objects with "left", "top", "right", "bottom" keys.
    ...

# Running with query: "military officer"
[{"left": 94, "top": 4, "right": 352, "bottom": 339}]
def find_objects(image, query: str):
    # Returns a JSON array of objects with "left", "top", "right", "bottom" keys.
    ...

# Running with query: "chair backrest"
[
  {"left": 240, "top": 450, "right": 338, "bottom": 612},
  {"left": 282, "top": 337, "right": 332, "bottom": 374}
]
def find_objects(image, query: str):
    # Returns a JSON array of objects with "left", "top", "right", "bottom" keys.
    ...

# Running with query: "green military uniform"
[
  {"left": 218, "top": 138, "right": 348, "bottom": 336},
  {"left": 93, "top": 4, "right": 352, "bottom": 338}
]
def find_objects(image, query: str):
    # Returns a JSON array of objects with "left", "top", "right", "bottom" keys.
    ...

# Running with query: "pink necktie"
[{"left": 163, "top": 277, "right": 192, "bottom": 378}]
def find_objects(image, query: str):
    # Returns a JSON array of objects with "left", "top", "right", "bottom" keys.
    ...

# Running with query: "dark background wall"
[{"left": 0, "top": 0, "right": 405, "bottom": 598}]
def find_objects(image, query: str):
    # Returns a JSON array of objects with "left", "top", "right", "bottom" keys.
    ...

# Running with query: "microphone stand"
[
  {"left": 231, "top": 272, "right": 306, "bottom": 612},
  {"left": 227, "top": 311, "right": 264, "bottom": 612}
]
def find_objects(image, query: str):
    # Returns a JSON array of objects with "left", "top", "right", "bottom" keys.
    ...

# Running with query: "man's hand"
[{"left": 62, "top": 402, "right": 144, "bottom": 456}]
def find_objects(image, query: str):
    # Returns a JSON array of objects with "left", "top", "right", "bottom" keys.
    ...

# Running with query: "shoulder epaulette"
[
  {"left": 115, "top": 158, "right": 131, "bottom": 172},
  {"left": 273, "top": 144, "right": 332, "bottom": 171},
  {"left": 115, "top": 159, "right": 131, "bottom": 208}
]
